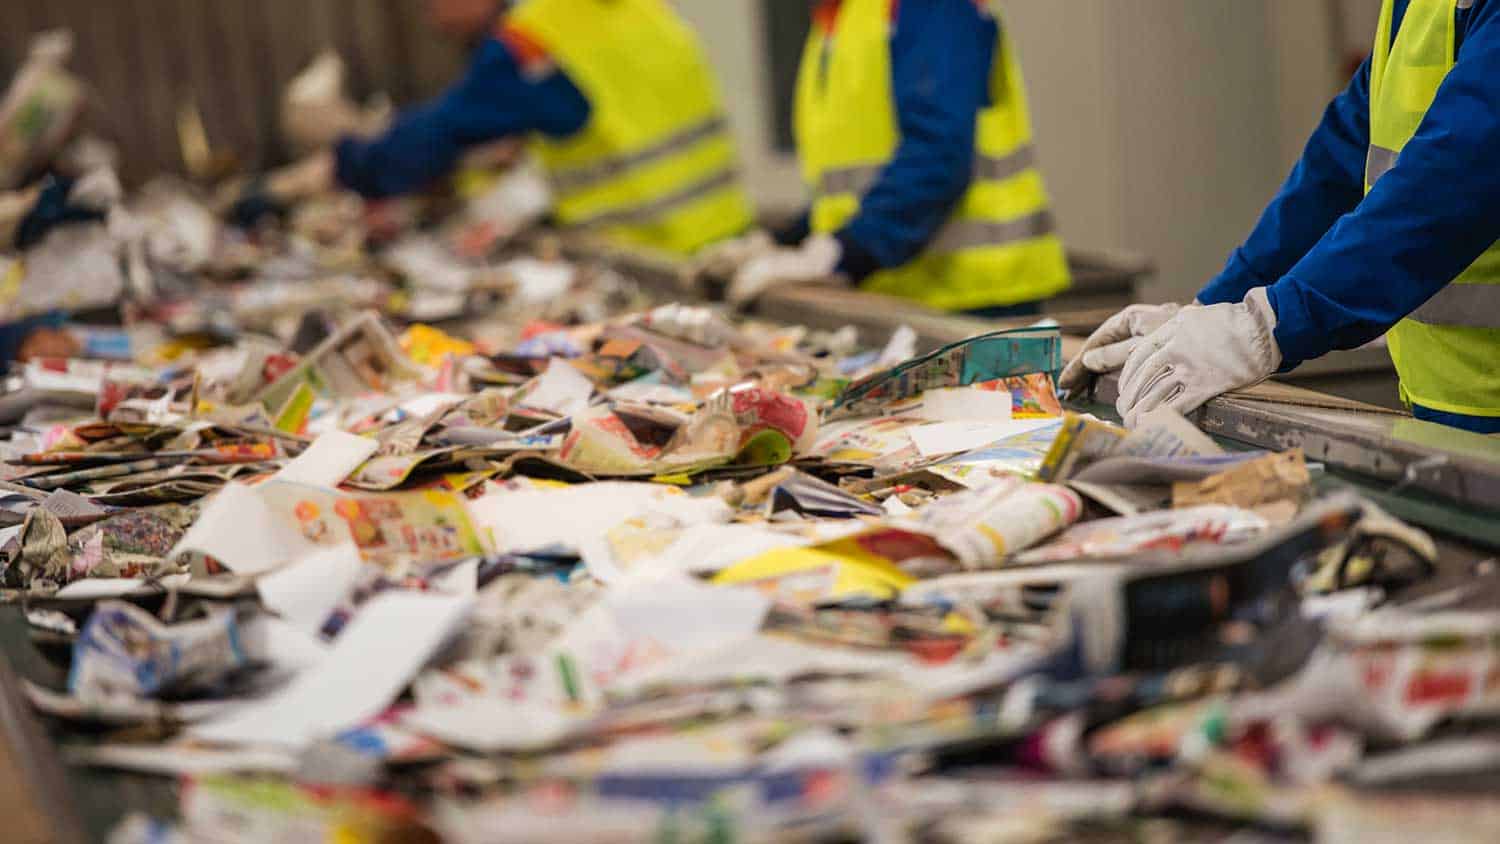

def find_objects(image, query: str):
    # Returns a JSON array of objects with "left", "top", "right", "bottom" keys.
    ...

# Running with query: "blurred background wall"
[{"left": 0, "top": 0, "right": 1379, "bottom": 303}]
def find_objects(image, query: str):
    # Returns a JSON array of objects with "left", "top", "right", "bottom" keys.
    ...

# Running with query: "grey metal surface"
[
  {"left": 1277, "top": 369, "right": 1401, "bottom": 412},
  {"left": 1288, "top": 346, "right": 1396, "bottom": 378},
  {"left": 1094, "top": 373, "right": 1500, "bottom": 517},
  {"left": 565, "top": 235, "right": 1500, "bottom": 514},
  {"left": 553, "top": 234, "right": 1150, "bottom": 352}
]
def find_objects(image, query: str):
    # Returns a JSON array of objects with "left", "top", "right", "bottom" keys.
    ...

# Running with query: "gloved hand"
[
  {"left": 1058, "top": 302, "right": 1185, "bottom": 393},
  {"left": 281, "top": 51, "right": 390, "bottom": 154},
  {"left": 727, "top": 234, "right": 842, "bottom": 308},
  {"left": 224, "top": 152, "right": 335, "bottom": 229},
  {"left": 688, "top": 229, "right": 775, "bottom": 282},
  {"left": 265, "top": 151, "right": 335, "bottom": 200},
  {"left": 1116, "top": 287, "right": 1281, "bottom": 428},
  {"left": 225, "top": 177, "right": 289, "bottom": 230}
]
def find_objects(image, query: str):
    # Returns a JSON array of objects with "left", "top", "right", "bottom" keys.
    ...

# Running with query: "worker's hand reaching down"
[
  {"left": 690, "top": 229, "right": 776, "bottom": 282},
  {"left": 727, "top": 234, "right": 843, "bottom": 308},
  {"left": 1058, "top": 302, "right": 1186, "bottom": 393},
  {"left": 222, "top": 152, "right": 336, "bottom": 229},
  {"left": 1116, "top": 287, "right": 1281, "bottom": 428},
  {"left": 264, "top": 152, "right": 336, "bottom": 201}
]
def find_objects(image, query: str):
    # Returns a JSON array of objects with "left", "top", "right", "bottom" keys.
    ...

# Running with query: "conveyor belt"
[
  {"left": 553, "top": 235, "right": 1499, "bottom": 521},
  {"left": 4, "top": 236, "right": 1494, "bottom": 839}
]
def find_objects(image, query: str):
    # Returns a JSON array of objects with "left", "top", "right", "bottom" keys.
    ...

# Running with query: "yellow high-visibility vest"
[
  {"left": 793, "top": 0, "right": 1070, "bottom": 311},
  {"left": 506, "top": 0, "right": 755, "bottom": 255},
  {"left": 1370, "top": 0, "right": 1500, "bottom": 417}
]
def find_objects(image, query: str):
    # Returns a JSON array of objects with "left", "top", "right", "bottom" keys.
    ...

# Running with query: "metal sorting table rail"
[
  {"left": 557, "top": 233, "right": 1399, "bottom": 408},
  {"left": 563, "top": 235, "right": 1500, "bottom": 548},
  {"left": 1, "top": 238, "right": 1496, "bottom": 842}
]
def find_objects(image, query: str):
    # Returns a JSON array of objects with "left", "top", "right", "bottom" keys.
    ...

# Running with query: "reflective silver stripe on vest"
[
  {"left": 927, "top": 209, "right": 1056, "bottom": 254},
  {"left": 819, "top": 164, "right": 883, "bottom": 197},
  {"left": 572, "top": 168, "right": 740, "bottom": 228},
  {"left": 817, "top": 144, "right": 1040, "bottom": 198},
  {"left": 1366, "top": 144, "right": 1400, "bottom": 187},
  {"left": 551, "top": 116, "right": 730, "bottom": 195},
  {"left": 1407, "top": 283, "right": 1500, "bottom": 329},
  {"left": 973, "top": 145, "right": 1038, "bottom": 181}
]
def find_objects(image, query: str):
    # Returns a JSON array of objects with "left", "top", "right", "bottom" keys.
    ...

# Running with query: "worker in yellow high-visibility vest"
[
  {"left": 712, "top": 0, "right": 1071, "bottom": 318},
  {"left": 238, "top": 0, "right": 755, "bottom": 257},
  {"left": 1066, "top": 0, "right": 1500, "bottom": 433}
]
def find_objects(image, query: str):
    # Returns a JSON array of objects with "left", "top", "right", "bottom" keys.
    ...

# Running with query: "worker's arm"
[
  {"left": 1196, "top": 62, "right": 1371, "bottom": 306},
  {"left": 1265, "top": 3, "right": 1500, "bottom": 369},
  {"left": 832, "top": 0, "right": 997, "bottom": 281},
  {"left": 333, "top": 29, "right": 589, "bottom": 199}
]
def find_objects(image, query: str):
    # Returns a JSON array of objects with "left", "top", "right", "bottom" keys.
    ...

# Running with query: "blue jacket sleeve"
[
  {"left": 1265, "top": 3, "right": 1500, "bottom": 368},
  {"left": 1197, "top": 61, "right": 1371, "bottom": 306},
  {"left": 334, "top": 38, "right": 589, "bottom": 199},
  {"left": 834, "top": 0, "right": 996, "bottom": 281}
]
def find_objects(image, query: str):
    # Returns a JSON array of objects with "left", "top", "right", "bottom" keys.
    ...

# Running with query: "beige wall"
[
  {"left": 674, "top": 1, "right": 805, "bottom": 207},
  {"left": 1011, "top": 1, "right": 1283, "bottom": 301},
  {"left": 688, "top": 0, "right": 1354, "bottom": 303}
]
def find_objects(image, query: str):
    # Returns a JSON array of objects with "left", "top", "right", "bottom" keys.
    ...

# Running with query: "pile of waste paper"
[
  {"left": 0, "top": 35, "right": 1497, "bottom": 844},
  {"left": 6, "top": 253, "right": 1495, "bottom": 842}
]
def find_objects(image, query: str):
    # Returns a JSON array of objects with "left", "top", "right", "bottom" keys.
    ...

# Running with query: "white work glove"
[
  {"left": 280, "top": 51, "right": 389, "bottom": 154},
  {"left": 1058, "top": 302, "right": 1186, "bottom": 393},
  {"left": 727, "top": 234, "right": 842, "bottom": 308},
  {"left": 265, "top": 151, "right": 336, "bottom": 202},
  {"left": 68, "top": 165, "right": 123, "bottom": 213},
  {"left": 1116, "top": 287, "right": 1282, "bottom": 428},
  {"left": 689, "top": 229, "right": 775, "bottom": 280}
]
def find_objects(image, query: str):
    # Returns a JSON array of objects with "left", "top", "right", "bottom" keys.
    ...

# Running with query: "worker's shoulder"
[{"left": 486, "top": 12, "right": 557, "bottom": 81}]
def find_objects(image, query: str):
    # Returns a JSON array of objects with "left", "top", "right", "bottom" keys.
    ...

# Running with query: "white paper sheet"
[
  {"left": 68, "top": 743, "right": 300, "bottom": 776},
  {"left": 401, "top": 700, "right": 581, "bottom": 753},
  {"left": 882, "top": 496, "right": 914, "bottom": 516},
  {"left": 592, "top": 523, "right": 830, "bottom": 582},
  {"left": 605, "top": 576, "right": 770, "bottom": 648},
  {"left": 916, "top": 387, "right": 1014, "bottom": 422},
  {"left": 553, "top": 576, "right": 770, "bottom": 704},
  {"left": 238, "top": 615, "right": 331, "bottom": 675},
  {"left": 605, "top": 380, "right": 696, "bottom": 405},
  {"left": 469, "top": 482, "right": 731, "bottom": 559},
  {"left": 613, "top": 634, "right": 906, "bottom": 696},
  {"left": 504, "top": 257, "right": 577, "bottom": 304},
  {"left": 168, "top": 483, "right": 310, "bottom": 575},
  {"left": 255, "top": 543, "right": 363, "bottom": 634},
  {"left": 402, "top": 578, "right": 768, "bottom": 751},
  {"left": 387, "top": 237, "right": 472, "bottom": 292},
  {"left": 397, "top": 392, "right": 467, "bottom": 419},
  {"left": 429, "top": 557, "right": 479, "bottom": 597},
  {"left": 272, "top": 430, "right": 378, "bottom": 488},
  {"left": 907, "top": 417, "right": 1060, "bottom": 458},
  {"left": 191, "top": 592, "right": 473, "bottom": 750},
  {"left": 0, "top": 524, "right": 24, "bottom": 548},
  {"left": 53, "top": 573, "right": 191, "bottom": 600},
  {"left": 519, "top": 359, "right": 593, "bottom": 417},
  {"left": 875, "top": 325, "right": 918, "bottom": 369}
]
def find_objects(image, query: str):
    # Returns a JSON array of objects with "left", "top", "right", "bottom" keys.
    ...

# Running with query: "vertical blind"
[{"left": 0, "top": 0, "right": 464, "bottom": 182}]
